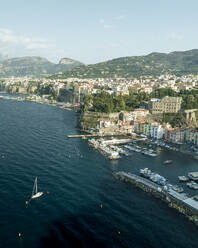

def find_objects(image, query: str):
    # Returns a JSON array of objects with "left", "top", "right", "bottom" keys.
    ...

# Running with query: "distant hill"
[
  {"left": 54, "top": 49, "right": 198, "bottom": 79},
  {"left": 0, "top": 53, "right": 9, "bottom": 62},
  {"left": 0, "top": 56, "right": 83, "bottom": 77}
]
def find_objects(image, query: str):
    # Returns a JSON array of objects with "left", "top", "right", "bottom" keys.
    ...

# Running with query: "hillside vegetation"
[
  {"left": 56, "top": 49, "right": 198, "bottom": 78},
  {"left": 0, "top": 56, "right": 83, "bottom": 77}
]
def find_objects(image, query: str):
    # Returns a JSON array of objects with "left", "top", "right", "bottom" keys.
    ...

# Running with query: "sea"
[{"left": 1, "top": 97, "right": 198, "bottom": 248}]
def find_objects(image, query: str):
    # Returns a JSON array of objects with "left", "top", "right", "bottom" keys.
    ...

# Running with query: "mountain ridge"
[
  {"left": 52, "top": 49, "right": 198, "bottom": 79},
  {"left": 0, "top": 55, "right": 83, "bottom": 77},
  {"left": 1, "top": 49, "right": 198, "bottom": 78}
]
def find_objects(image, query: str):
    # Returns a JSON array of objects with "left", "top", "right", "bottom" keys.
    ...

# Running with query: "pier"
[
  {"left": 67, "top": 134, "right": 99, "bottom": 138},
  {"left": 67, "top": 133, "right": 145, "bottom": 140},
  {"left": 67, "top": 133, "right": 125, "bottom": 138},
  {"left": 114, "top": 171, "right": 198, "bottom": 225}
]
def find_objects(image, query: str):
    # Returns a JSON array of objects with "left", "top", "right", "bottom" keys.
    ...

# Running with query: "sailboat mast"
[{"left": 35, "top": 177, "right": 38, "bottom": 194}]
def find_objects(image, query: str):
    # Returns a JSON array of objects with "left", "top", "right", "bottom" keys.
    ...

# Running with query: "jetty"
[
  {"left": 88, "top": 138, "right": 120, "bottom": 159},
  {"left": 67, "top": 134, "right": 99, "bottom": 138},
  {"left": 114, "top": 171, "right": 198, "bottom": 225},
  {"left": 67, "top": 133, "right": 145, "bottom": 140}
]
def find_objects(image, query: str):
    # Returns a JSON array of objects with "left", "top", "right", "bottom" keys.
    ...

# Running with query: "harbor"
[
  {"left": 2, "top": 94, "right": 198, "bottom": 247},
  {"left": 88, "top": 137, "right": 158, "bottom": 159},
  {"left": 114, "top": 169, "right": 198, "bottom": 225}
]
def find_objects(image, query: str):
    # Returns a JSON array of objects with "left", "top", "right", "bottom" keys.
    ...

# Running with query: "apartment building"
[{"left": 148, "top": 96, "right": 182, "bottom": 114}]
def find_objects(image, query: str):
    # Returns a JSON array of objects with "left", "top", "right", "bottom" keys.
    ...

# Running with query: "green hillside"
[
  {"left": 54, "top": 49, "right": 198, "bottom": 78},
  {"left": 0, "top": 56, "right": 83, "bottom": 77}
]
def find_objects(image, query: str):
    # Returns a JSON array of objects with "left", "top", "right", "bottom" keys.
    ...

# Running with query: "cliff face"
[
  {"left": 0, "top": 56, "right": 84, "bottom": 77},
  {"left": 0, "top": 81, "right": 82, "bottom": 104},
  {"left": 59, "top": 58, "right": 83, "bottom": 66},
  {"left": 78, "top": 112, "right": 120, "bottom": 130}
]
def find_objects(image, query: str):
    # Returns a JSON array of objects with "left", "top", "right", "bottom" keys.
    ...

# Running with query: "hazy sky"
[{"left": 0, "top": 0, "right": 198, "bottom": 64}]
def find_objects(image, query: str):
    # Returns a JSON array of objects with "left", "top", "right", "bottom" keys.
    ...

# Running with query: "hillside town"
[
  {"left": 81, "top": 96, "right": 198, "bottom": 146},
  {"left": 1, "top": 74, "right": 198, "bottom": 148},
  {"left": 0, "top": 73, "right": 198, "bottom": 99}
]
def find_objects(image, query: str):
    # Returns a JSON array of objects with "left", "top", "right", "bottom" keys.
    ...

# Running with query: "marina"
[
  {"left": 114, "top": 170, "right": 198, "bottom": 225},
  {"left": 88, "top": 139, "right": 120, "bottom": 159},
  {"left": 88, "top": 138, "right": 159, "bottom": 159}
]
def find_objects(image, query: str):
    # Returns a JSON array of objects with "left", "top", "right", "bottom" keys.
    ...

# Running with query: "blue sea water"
[{"left": 0, "top": 99, "right": 198, "bottom": 248}]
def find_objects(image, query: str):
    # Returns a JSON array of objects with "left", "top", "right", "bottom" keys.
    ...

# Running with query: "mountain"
[
  {"left": 2, "top": 49, "right": 198, "bottom": 78},
  {"left": 59, "top": 57, "right": 82, "bottom": 65},
  {"left": 0, "top": 53, "right": 9, "bottom": 62},
  {"left": 55, "top": 49, "right": 198, "bottom": 79},
  {"left": 0, "top": 56, "right": 83, "bottom": 77}
]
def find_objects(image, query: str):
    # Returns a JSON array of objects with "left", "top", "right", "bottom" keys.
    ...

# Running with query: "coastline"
[
  {"left": 1, "top": 91, "right": 198, "bottom": 160},
  {"left": 0, "top": 92, "right": 77, "bottom": 111}
]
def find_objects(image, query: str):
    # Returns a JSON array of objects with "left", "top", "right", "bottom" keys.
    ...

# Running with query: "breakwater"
[{"left": 114, "top": 172, "right": 198, "bottom": 225}]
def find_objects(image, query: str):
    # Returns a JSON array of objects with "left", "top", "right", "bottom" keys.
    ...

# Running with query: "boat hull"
[{"left": 31, "top": 192, "right": 43, "bottom": 199}]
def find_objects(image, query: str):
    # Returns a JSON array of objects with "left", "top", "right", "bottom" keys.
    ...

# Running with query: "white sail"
[{"left": 31, "top": 177, "right": 43, "bottom": 199}]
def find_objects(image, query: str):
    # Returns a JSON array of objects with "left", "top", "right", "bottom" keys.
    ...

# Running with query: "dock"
[
  {"left": 67, "top": 133, "right": 145, "bottom": 140},
  {"left": 101, "top": 138, "right": 133, "bottom": 145},
  {"left": 114, "top": 171, "right": 198, "bottom": 225},
  {"left": 67, "top": 134, "right": 100, "bottom": 138}
]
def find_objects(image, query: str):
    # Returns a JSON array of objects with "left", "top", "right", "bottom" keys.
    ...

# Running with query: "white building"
[{"left": 151, "top": 124, "right": 164, "bottom": 139}]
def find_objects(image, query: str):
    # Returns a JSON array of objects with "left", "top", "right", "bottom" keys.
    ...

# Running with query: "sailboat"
[{"left": 31, "top": 177, "right": 43, "bottom": 199}]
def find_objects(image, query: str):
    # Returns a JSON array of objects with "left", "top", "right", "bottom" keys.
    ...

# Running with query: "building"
[
  {"left": 150, "top": 123, "right": 164, "bottom": 139},
  {"left": 97, "top": 120, "right": 112, "bottom": 128},
  {"left": 148, "top": 96, "right": 182, "bottom": 114},
  {"left": 165, "top": 128, "right": 185, "bottom": 144},
  {"left": 185, "top": 129, "right": 198, "bottom": 145},
  {"left": 143, "top": 123, "right": 151, "bottom": 137},
  {"left": 133, "top": 109, "right": 149, "bottom": 118},
  {"left": 133, "top": 120, "right": 145, "bottom": 134},
  {"left": 112, "top": 85, "right": 129, "bottom": 96}
]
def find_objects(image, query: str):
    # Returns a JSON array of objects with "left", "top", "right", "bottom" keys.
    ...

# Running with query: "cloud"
[
  {"left": 0, "top": 28, "right": 49, "bottom": 50},
  {"left": 169, "top": 31, "right": 183, "bottom": 41},
  {"left": 99, "top": 19, "right": 105, "bottom": 24},
  {"left": 99, "top": 19, "right": 113, "bottom": 29},
  {"left": 0, "top": 28, "right": 66, "bottom": 62},
  {"left": 152, "top": 32, "right": 184, "bottom": 42},
  {"left": 103, "top": 24, "right": 113, "bottom": 29},
  {"left": 114, "top": 15, "right": 125, "bottom": 20},
  {"left": 99, "top": 15, "right": 125, "bottom": 29}
]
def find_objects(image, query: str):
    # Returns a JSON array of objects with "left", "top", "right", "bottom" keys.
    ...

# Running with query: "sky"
[{"left": 0, "top": 0, "right": 198, "bottom": 64}]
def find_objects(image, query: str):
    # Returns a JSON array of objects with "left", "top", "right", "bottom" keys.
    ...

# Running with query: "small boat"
[
  {"left": 149, "top": 153, "right": 157, "bottom": 157},
  {"left": 31, "top": 177, "right": 43, "bottom": 199},
  {"left": 172, "top": 185, "right": 184, "bottom": 193},
  {"left": 178, "top": 176, "right": 189, "bottom": 182},
  {"left": 187, "top": 181, "right": 198, "bottom": 190},
  {"left": 163, "top": 160, "right": 173, "bottom": 165}
]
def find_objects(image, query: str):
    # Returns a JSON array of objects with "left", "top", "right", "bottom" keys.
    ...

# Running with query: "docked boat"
[
  {"left": 142, "top": 150, "right": 157, "bottom": 157},
  {"left": 187, "top": 181, "right": 198, "bottom": 190},
  {"left": 163, "top": 160, "right": 173, "bottom": 165},
  {"left": 172, "top": 185, "right": 184, "bottom": 193},
  {"left": 178, "top": 176, "right": 189, "bottom": 182},
  {"left": 140, "top": 168, "right": 152, "bottom": 178},
  {"left": 140, "top": 168, "right": 166, "bottom": 186},
  {"left": 188, "top": 172, "right": 198, "bottom": 181}
]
